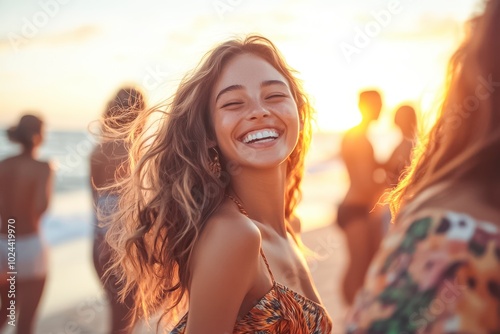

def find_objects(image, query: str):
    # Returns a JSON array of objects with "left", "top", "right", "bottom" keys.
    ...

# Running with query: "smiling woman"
[
  {"left": 104, "top": 35, "right": 332, "bottom": 333},
  {"left": 211, "top": 54, "right": 300, "bottom": 170}
]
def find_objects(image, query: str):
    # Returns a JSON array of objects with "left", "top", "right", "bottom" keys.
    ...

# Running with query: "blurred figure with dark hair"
[
  {"left": 90, "top": 87, "right": 145, "bottom": 334},
  {"left": 346, "top": 1, "right": 500, "bottom": 332},
  {"left": 338, "top": 89, "right": 384, "bottom": 306},
  {"left": 0, "top": 114, "right": 53, "bottom": 334},
  {"left": 101, "top": 87, "right": 146, "bottom": 134},
  {"left": 385, "top": 105, "right": 418, "bottom": 187}
]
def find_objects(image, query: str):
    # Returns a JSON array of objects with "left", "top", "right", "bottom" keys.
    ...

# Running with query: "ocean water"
[{"left": 0, "top": 128, "right": 401, "bottom": 246}]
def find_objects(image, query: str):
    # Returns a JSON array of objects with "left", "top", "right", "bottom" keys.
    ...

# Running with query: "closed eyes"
[
  {"left": 266, "top": 93, "right": 287, "bottom": 100},
  {"left": 221, "top": 101, "right": 244, "bottom": 108},
  {"left": 219, "top": 93, "right": 288, "bottom": 109}
]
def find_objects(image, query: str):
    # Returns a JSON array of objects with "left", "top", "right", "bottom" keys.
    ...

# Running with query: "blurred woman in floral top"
[{"left": 345, "top": 1, "right": 500, "bottom": 333}]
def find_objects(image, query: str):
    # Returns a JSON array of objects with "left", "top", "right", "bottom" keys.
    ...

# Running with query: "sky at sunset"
[{"left": 0, "top": 0, "right": 484, "bottom": 132}]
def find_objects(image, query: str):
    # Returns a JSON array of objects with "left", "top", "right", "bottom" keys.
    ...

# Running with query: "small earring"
[{"left": 209, "top": 147, "right": 221, "bottom": 178}]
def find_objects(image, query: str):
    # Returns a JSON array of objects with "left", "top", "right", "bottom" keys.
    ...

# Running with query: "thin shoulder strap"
[
  {"left": 226, "top": 194, "right": 276, "bottom": 284},
  {"left": 259, "top": 248, "right": 276, "bottom": 284}
]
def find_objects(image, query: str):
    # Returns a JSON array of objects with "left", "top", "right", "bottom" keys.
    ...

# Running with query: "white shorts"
[{"left": 0, "top": 233, "right": 48, "bottom": 279}]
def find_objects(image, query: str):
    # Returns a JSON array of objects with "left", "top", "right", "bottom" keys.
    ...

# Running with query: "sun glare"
[
  {"left": 0, "top": 0, "right": 475, "bottom": 132},
  {"left": 314, "top": 98, "right": 361, "bottom": 133}
]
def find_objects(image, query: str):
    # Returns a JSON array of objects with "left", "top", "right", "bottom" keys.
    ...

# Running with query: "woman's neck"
[
  {"left": 229, "top": 165, "right": 287, "bottom": 237},
  {"left": 20, "top": 147, "right": 36, "bottom": 158}
]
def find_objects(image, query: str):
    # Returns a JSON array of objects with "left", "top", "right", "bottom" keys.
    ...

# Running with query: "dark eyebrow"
[
  {"left": 261, "top": 80, "right": 288, "bottom": 88},
  {"left": 215, "top": 84, "right": 244, "bottom": 103}
]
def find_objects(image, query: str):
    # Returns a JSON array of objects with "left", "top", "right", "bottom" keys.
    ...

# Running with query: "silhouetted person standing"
[
  {"left": 0, "top": 114, "right": 53, "bottom": 334},
  {"left": 338, "top": 90, "right": 383, "bottom": 306},
  {"left": 375, "top": 105, "right": 419, "bottom": 235},
  {"left": 384, "top": 105, "right": 417, "bottom": 187}
]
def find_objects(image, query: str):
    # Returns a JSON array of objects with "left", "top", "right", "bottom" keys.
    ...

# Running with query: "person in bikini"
[
  {"left": 104, "top": 35, "right": 333, "bottom": 333},
  {"left": 0, "top": 114, "right": 53, "bottom": 334},
  {"left": 338, "top": 90, "right": 385, "bottom": 306}
]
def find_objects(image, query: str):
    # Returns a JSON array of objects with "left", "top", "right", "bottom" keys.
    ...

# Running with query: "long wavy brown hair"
[
  {"left": 389, "top": 0, "right": 500, "bottom": 218},
  {"left": 104, "top": 35, "right": 314, "bottom": 327}
]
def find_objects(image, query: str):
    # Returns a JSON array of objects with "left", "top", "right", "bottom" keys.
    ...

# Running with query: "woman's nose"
[{"left": 247, "top": 102, "right": 270, "bottom": 120}]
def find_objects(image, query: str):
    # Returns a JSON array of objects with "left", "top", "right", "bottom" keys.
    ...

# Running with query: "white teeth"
[{"left": 242, "top": 129, "right": 279, "bottom": 144}]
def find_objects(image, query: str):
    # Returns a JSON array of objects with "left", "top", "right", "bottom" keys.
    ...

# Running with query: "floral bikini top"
[{"left": 170, "top": 196, "right": 333, "bottom": 334}]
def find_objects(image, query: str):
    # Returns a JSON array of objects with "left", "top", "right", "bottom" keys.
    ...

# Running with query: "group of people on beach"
[
  {"left": 1, "top": 0, "right": 500, "bottom": 333},
  {"left": 339, "top": 90, "right": 418, "bottom": 306}
]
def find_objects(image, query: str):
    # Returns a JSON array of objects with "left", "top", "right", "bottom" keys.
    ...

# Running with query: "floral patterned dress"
[{"left": 345, "top": 210, "right": 500, "bottom": 333}]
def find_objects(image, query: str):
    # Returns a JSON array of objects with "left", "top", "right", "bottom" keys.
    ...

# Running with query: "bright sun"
[{"left": 302, "top": 77, "right": 362, "bottom": 133}]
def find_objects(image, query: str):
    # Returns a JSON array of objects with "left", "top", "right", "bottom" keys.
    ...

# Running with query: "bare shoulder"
[
  {"left": 34, "top": 160, "right": 52, "bottom": 177},
  {"left": 201, "top": 200, "right": 261, "bottom": 252},
  {"left": 35, "top": 159, "right": 51, "bottom": 169},
  {"left": 0, "top": 156, "right": 15, "bottom": 168},
  {"left": 342, "top": 128, "right": 371, "bottom": 150},
  {"left": 0, "top": 157, "right": 18, "bottom": 180},
  {"left": 0, "top": 159, "right": 6, "bottom": 178},
  {"left": 0, "top": 158, "right": 52, "bottom": 185},
  {"left": 186, "top": 200, "right": 264, "bottom": 330},
  {"left": 191, "top": 199, "right": 262, "bottom": 272},
  {"left": 342, "top": 128, "right": 357, "bottom": 144}
]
